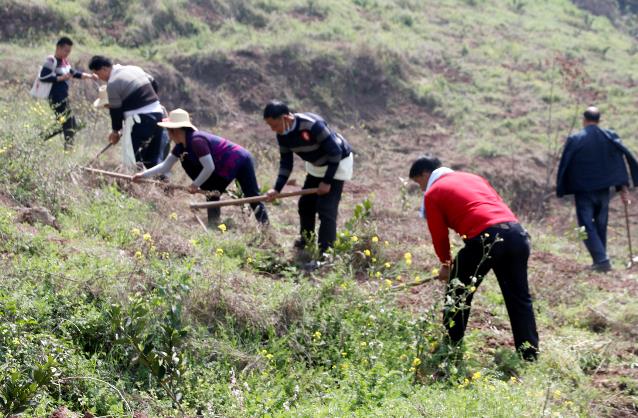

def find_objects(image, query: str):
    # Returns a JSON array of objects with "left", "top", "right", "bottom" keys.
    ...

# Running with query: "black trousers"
[
  {"left": 443, "top": 222, "right": 539, "bottom": 360},
  {"left": 48, "top": 98, "right": 77, "bottom": 148},
  {"left": 202, "top": 158, "right": 268, "bottom": 224},
  {"left": 298, "top": 174, "right": 344, "bottom": 252},
  {"left": 131, "top": 113, "right": 166, "bottom": 168}
]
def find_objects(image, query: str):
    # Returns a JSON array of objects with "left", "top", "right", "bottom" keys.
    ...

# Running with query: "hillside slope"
[
  {"left": 2, "top": 0, "right": 638, "bottom": 217},
  {"left": 0, "top": 0, "right": 637, "bottom": 417}
]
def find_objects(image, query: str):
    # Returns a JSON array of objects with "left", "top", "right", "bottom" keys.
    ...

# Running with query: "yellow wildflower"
[
  {"left": 143, "top": 233, "right": 152, "bottom": 242},
  {"left": 341, "top": 351, "right": 348, "bottom": 357},
  {"left": 510, "top": 376, "right": 517, "bottom": 383},
  {"left": 134, "top": 251, "right": 143, "bottom": 260},
  {"left": 404, "top": 252, "right": 412, "bottom": 265},
  {"left": 266, "top": 353, "right": 273, "bottom": 360},
  {"left": 372, "top": 236, "right": 379, "bottom": 243},
  {"left": 396, "top": 275, "right": 402, "bottom": 281},
  {"left": 169, "top": 212, "right": 177, "bottom": 220},
  {"left": 313, "top": 331, "right": 322, "bottom": 339},
  {"left": 217, "top": 223, "right": 227, "bottom": 233},
  {"left": 190, "top": 239, "right": 198, "bottom": 246},
  {"left": 414, "top": 275, "right": 421, "bottom": 283},
  {"left": 247, "top": 257, "right": 253, "bottom": 264},
  {"left": 360, "top": 341, "right": 367, "bottom": 347},
  {"left": 431, "top": 267, "right": 440, "bottom": 276},
  {"left": 553, "top": 390, "right": 561, "bottom": 400},
  {"left": 215, "top": 248, "right": 224, "bottom": 256},
  {"left": 472, "top": 371, "right": 481, "bottom": 380},
  {"left": 375, "top": 271, "right": 382, "bottom": 278},
  {"left": 131, "top": 227, "right": 141, "bottom": 237},
  {"left": 384, "top": 279, "right": 393, "bottom": 288},
  {"left": 469, "top": 286, "right": 476, "bottom": 293},
  {"left": 384, "top": 240, "right": 389, "bottom": 246},
  {"left": 371, "top": 257, "right": 377, "bottom": 263},
  {"left": 412, "top": 357, "right": 422, "bottom": 367},
  {"left": 400, "top": 354, "right": 408, "bottom": 361},
  {"left": 351, "top": 235, "right": 359, "bottom": 242},
  {"left": 363, "top": 249, "right": 371, "bottom": 257},
  {"left": 384, "top": 262, "right": 392, "bottom": 268},
  {"left": 0, "top": 147, "right": 6, "bottom": 155}
]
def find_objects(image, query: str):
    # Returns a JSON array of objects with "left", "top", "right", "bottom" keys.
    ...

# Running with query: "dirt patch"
[
  {"left": 0, "top": 1, "right": 66, "bottom": 41},
  {"left": 571, "top": 0, "right": 620, "bottom": 20},
  {"left": 170, "top": 44, "right": 429, "bottom": 126},
  {"left": 532, "top": 251, "right": 638, "bottom": 300},
  {"left": 591, "top": 366, "right": 638, "bottom": 417}
]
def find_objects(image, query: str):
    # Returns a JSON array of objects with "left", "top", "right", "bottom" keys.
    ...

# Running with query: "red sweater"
[{"left": 424, "top": 172, "right": 518, "bottom": 263}]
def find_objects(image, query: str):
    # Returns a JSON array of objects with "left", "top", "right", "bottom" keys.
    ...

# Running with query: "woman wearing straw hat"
[{"left": 132, "top": 108, "right": 269, "bottom": 226}]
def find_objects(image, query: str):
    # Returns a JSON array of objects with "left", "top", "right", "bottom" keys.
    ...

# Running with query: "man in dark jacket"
[{"left": 556, "top": 107, "right": 638, "bottom": 271}]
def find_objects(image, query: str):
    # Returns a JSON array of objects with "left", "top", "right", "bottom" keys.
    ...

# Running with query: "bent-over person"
[
  {"left": 88, "top": 55, "right": 166, "bottom": 169},
  {"left": 132, "top": 108, "right": 268, "bottom": 226},
  {"left": 263, "top": 100, "right": 353, "bottom": 255},
  {"left": 409, "top": 156, "right": 539, "bottom": 361}
]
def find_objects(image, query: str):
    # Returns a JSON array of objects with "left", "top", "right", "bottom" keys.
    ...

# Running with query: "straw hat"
[
  {"left": 157, "top": 108, "right": 197, "bottom": 130},
  {"left": 93, "top": 85, "right": 109, "bottom": 108}
]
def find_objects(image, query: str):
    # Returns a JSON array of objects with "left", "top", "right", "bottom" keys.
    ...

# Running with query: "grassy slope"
[{"left": 0, "top": 0, "right": 637, "bottom": 416}]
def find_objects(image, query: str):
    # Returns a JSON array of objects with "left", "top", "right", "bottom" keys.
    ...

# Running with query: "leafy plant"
[
  {"left": 109, "top": 297, "right": 189, "bottom": 413},
  {"left": 0, "top": 356, "right": 58, "bottom": 415}
]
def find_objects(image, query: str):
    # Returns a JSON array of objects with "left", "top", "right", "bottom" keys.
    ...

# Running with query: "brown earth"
[{"left": 0, "top": 1, "right": 66, "bottom": 41}]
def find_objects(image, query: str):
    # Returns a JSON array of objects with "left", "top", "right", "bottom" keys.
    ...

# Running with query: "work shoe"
[
  {"left": 590, "top": 261, "right": 612, "bottom": 273},
  {"left": 293, "top": 238, "right": 306, "bottom": 249}
]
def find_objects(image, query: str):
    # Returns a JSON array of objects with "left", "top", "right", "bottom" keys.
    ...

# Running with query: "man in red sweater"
[{"left": 410, "top": 156, "right": 539, "bottom": 360}]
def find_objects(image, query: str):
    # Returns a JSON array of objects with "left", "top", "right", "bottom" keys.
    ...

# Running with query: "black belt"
[{"left": 489, "top": 221, "right": 519, "bottom": 230}]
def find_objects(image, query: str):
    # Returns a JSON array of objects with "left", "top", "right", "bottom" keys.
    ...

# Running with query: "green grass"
[
  {"left": 1, "top": 0, "right": 638, "bottom": 416},
  {"left": 1, "top": 90, "right": 637, "bottom": 416}
]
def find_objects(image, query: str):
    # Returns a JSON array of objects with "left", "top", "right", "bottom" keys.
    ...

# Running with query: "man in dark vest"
[{"left": 557, "top": 106, "right": 638, "bottom": 272}]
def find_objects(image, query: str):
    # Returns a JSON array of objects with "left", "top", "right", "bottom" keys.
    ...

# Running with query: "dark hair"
[
  {"left": 56, "top": 36, "right": 73, "bottom": 47},
  {"left": 88, "top": 55, "right": 113, "bottom": 71},
  {"left": 263, "top": 100, "right": 290, "bottom": 119},
  {"left": 409, "top": 156, "right": 442, "bottom": 178},
  {"left": 583, "top": 108, "right": 600, "bottom": 122}
]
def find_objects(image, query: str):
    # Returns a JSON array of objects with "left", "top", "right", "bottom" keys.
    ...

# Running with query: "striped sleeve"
[
  {"left": 274, "top": 147, "right": 294, "bottom": 192},
  {"left": 71, "top": 67, "right": 84, "bottom": 79}
]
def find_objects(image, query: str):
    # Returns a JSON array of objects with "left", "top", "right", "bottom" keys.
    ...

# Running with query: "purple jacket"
[{"left": 171, "top": 131, "right": 251, "bottom": 181}]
